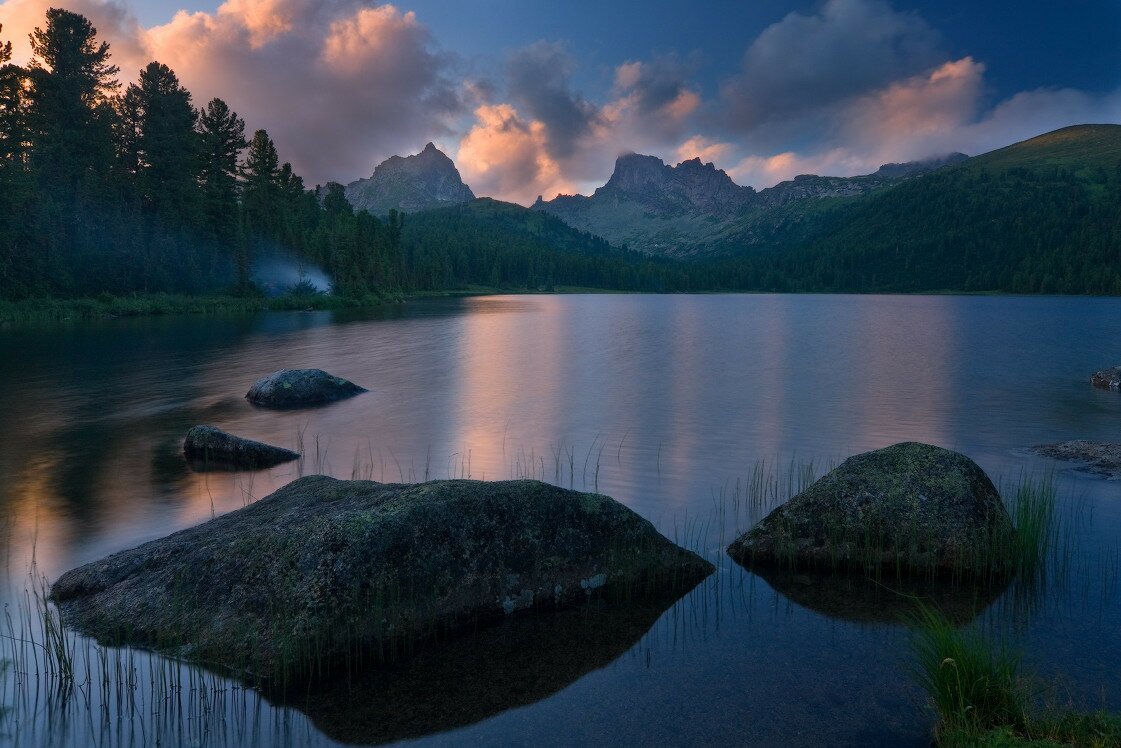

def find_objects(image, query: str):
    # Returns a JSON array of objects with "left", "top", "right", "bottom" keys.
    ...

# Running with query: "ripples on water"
[{"left": 1, "top": 294, "right": 1120, "bottom": 746}]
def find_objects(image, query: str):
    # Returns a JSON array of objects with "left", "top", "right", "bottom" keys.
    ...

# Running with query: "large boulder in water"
[
  {"left": 1091, "top": 366, "right": 1121, "bottom": 390},
  {"left": 51, "top": 476, "right": 713, "bottom": 684},
  {"left": 727, "top": 442, "right": 1013, "bottom": 576},
  {"left": 183, "top": 425, "right": 299, "bottom": 470},
  {"left": 246, "top": 369, "right": 367, "bottom": 408}
]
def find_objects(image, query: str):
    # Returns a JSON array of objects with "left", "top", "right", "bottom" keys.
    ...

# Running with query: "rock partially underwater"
[
  {"left": 245, "top": 369, "right": 367, "bottom": 408},
  {"left": 1032, "top": 440, "right": 1121, "bottom": 480},
  {"left": 727, "top": 442, "right": 1013, "bottom": 577},
  {"left": 52, "top": 476, "right": 713, "bottom": 684},
  {"left": 183, "top": 425, "right": 299, "bottom": 470},
  {"left": 1091, "top": 366, "right": 1121, "bottom": 390}
]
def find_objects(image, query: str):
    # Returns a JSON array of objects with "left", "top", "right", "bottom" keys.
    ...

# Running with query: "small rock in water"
[
  {"left": 1031, "top": 440, "right": 1121, "bottom": 480},
  {"left": 184, "top": 425, "right": 299, "bottom": 470},
  {"left": 727, "top": 441, "right": 1013, "bottom": 576},
  {"left": 246, "top": 368, "right": 367, "bottom": 408},
  {"left": 1091, "top": 366, "right": 1121, "bottom": 390}
]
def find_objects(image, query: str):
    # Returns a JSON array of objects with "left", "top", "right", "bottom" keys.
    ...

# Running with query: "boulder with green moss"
[
  {"left": 246, "top": 369, "right": 367, "bottom": 408},
  {"left": 727, "top": 442, "right": 1013, "bottom": 576},
  {"left": 51, "top": 476, "right": 712, "bottom": 684}
]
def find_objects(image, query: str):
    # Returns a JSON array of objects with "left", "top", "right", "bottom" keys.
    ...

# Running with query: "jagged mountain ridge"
[
  {"left": 345, "top": 142, "right": 475, "bottom": 216},
  {"left": 534, "top": 151, "right": 966, "bottom": 256}
]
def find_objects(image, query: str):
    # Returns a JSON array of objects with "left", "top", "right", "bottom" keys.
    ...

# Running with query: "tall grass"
[
  {"left": 908, "top": 603, "right": 1026, "bottom": 739},
  {"left": 908, "top": 603, "right": 1121, "bottom": 746}
]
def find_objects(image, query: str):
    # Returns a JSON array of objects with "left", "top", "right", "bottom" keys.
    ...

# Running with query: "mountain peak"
[
  {"left": 345, "top": 144, "right": 475, "bottom": 216},
  {"left": 593, "top": 150, "right": 753, "bottom": 213}
]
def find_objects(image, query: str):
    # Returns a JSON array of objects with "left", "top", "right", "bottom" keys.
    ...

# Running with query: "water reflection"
[
  {"left": 1, "top": 295, "right": 1121, "bottom": 746},
  {"left": 740, "top": 566, "right": 1008, "bottom": 625},
  {"left": 287, "top": 584, "right": 702, "bottom": 745}
]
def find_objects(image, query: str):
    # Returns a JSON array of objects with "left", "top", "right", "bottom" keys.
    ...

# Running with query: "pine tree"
[
  {"left": 0, "top": 24, "right": 28, "bottom": 166},
  {"left": 26, "top": 8, "right": 119, "bottom": 194},
  {"left": 120, "top": 62, "right": 200, "bottom": 225},
  {"left": 197, "top": 97, "right": 245, "bottom": 254},
  {"left": 238, "top": 129, "right": 281, "bottom": 292},
  {"left": 25, "top": 8, "right": 120, "bottom": 277}
]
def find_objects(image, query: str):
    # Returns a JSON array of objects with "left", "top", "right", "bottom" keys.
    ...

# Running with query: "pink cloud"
[{"left": 455, "top": 103, "right": 576, "bottom": 205}]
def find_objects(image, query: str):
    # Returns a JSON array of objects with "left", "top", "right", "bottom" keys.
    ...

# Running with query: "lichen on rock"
[
  {"left": 727, "top": 442, "right": 1014, "bottom": 577},
  {"left": 51, "top": 476, "right": 713, "bottom": 685}
]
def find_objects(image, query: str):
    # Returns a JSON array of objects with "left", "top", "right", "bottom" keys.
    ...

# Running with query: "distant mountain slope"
[
  {"left": 345, "top": 143, "right": 475, "bottom": 216},
  {"left": 728, "top": 125, "right": 1121, "bottom": 293},
  {"left": 534, "top": 151, "right": 964, "bottom": 257}
]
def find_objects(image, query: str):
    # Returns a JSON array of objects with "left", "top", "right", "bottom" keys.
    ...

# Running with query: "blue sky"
[{"left": 4, "top": 0, "right": 1119, "bottom": 201}]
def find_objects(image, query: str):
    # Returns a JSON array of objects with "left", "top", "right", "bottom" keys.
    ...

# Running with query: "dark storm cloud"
[
  {"left": 720, "top": 0, "right": 943, "bottom": 135},
  {"left": 506, "top": 41, "right": 599, "bottom": 159}
]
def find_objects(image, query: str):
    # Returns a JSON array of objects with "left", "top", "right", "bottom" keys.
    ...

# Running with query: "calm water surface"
[{"left": 1, "top": 294, "right": 1120, "bottom": 746}]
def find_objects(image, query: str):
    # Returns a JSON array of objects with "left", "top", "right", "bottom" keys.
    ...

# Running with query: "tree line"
[{"left": 1, "top": 9, "right": 1117, "bottom": 301}]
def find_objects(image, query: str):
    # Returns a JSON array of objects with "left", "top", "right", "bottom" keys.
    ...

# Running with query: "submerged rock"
[
  {"left": 727, "top": 442, "right": 1013, "bottom": 576},
  {"left": 183, "top": 425, "right": 299, "bottom": 470},
  {"left": 1091, "top": 366, "right": 1121, "bottom": 390},
  {"left": 52, "top": 476, "right": 712, "bottom": 684},
  {"left": 1031, "top": 440, "right": 1121, "bottom": 480},
  {"left": 245, "top": 369, "right": 367, "bottom": 408}
]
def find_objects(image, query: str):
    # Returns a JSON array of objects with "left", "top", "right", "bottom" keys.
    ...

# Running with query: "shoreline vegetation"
[
  {"left": 5, "top": 286, "right": 1121, "bottom": 326},
  {"left": 2, "top": 12, "right": 1121, "bottom": 316}
]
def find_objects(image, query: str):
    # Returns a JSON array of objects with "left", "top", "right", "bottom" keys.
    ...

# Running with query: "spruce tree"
[
  {"left": 120, "top": 62, "right": 200, "bottom": 225},
  {"left": 238, "top": 129, "right": 280, "bottom": 292},
  {"left": 26, "top": 8, "right": 119, "bottom": 194},
  {"left": 197, "top": 97, "right": 246, "bottom": 254}
]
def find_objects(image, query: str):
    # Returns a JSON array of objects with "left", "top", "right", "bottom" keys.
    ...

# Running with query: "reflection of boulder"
[
  {"left": 285, "top": 585, "right": 698, "bottom": 745},
  {"left": 52, "top": 476, "right": 712, "bottom": 684},
  {"left": 727, "top": 442, "right": 1013, "bottom": 577},
  {"left": 740, "top": 564, "right": 1007, "bottom": 626},
  {"left": 245, "top": 368, "right": 367, "bottom": 409},
  {"left": 1091, "top": 366, "right": 1121, "bottom": 390},
  {"left": 183, "top": 425, "right": 299, "bottom": 471},
  {"left": 1032, "top": 440, "right": 1121, "bottom": 480}
]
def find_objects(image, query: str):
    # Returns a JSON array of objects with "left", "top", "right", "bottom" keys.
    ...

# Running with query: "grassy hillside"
[{"left": 735, "top": 125, "right": 1121, "bottom": 293}]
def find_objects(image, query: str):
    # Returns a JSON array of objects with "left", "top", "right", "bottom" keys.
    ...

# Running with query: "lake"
[{"left": 2, "top": 293, "right": 1120, "bottom": 746}]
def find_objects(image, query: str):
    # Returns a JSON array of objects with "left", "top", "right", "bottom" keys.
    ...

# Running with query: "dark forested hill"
[
  {"left": 399, "top": 199, "right": 692, "bottom": 292},
  {"left": 728, "top": 125, "right": 1121, "bottom": 293}
]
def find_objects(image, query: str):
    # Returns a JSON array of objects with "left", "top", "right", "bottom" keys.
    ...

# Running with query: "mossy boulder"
[
  {"left": 246, "top": 369, "right": 367, "bottom": 408},
  {"left": 51, "top": 476, "right": 712, "bottom": 684},
  {"left": 727, "top": 442, "right": 1013, "bottom": 576},
  {"left": 183, "top": 425, "right": 299, "bottom": 470},
  {"left": 1091, "top": 366, "right": 1121, "bottom": 390}
]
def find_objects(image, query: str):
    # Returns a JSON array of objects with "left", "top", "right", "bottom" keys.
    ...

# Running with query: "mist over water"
[{"left": 252, "top": 251, "right": 333, "bottom": 295}]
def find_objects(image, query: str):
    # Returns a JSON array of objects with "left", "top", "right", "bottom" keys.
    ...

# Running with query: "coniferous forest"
[{"left": 1, "top": 9, "right": 1119, "bottom": 305}]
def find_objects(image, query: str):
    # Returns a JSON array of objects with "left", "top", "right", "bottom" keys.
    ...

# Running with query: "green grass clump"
[
  {"left": 939, "top": 712, "right": 1121, "bottom": 747},
  {"left": 909, "top": 604, "right": 1121, "bottom": 747},
  {"left": 909, "top": 603, "right": 1026, "bottom": 739}
]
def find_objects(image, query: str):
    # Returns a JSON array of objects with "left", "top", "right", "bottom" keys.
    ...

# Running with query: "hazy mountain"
[
  {"left": 533, "top": 151, "right": 966, "bottom": 257},
  {"left": 345, "top": 143, "right": 475, "bottom": 216}
]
